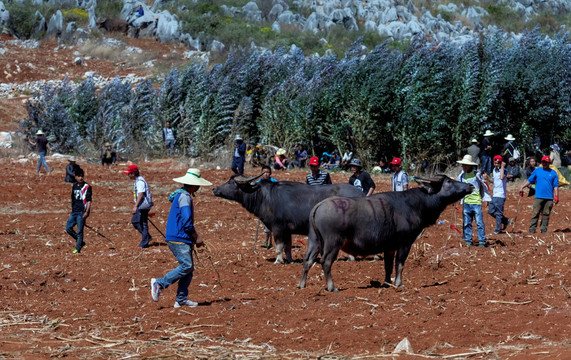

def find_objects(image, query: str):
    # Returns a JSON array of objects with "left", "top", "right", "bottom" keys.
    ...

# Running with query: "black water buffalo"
[
  {"left": 97, "top": 18, "right": 129, "bottom": 35},
  {"left": 298, "top": 175, "right": 474, "bottom": 292},
  {"left": 212, "top": 174, "right": 365, "bottom": 263}
]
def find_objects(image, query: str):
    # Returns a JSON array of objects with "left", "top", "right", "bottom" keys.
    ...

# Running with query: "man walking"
[
  {"left": 306, "top": 156, "right": 332, "bottom": 185},
  {"left": 163, "top": 122, "right": 176, "bottom": 158},
  {"left": 151, "top": 168, "right": 212, "bottom": 308},
  {"left": 231, "top": 135, "right": 246, "bottom": 175},
  {"left": 28, "top": 130, "right": 51, "bottom": 174},
  {"left": 480, "top": 130, "right": 494, "bottom": 175},
  {"left": 519, "top": 156, "right": 559, "bottom": 234},
  {"left": 124, "top": 164, "right": 154, "bottom": 248},
  {"left": 66, "top": 168, "right": 92, "bottom": 254}
]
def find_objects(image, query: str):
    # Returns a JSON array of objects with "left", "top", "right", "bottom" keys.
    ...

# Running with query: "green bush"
[
  {"left": 4, "top": 1, "right": 43, "bottom": 38},
  {"left": 95, "top": 0, "right": 123, "bottom": 19}
]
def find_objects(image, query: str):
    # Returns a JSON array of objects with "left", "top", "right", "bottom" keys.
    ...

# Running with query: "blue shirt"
[
  {"left": 528, "top": 167, "right": 558, "bottom": 199},
  {"left": 165, "top": 191, "right": 196, "bottom": 244}
]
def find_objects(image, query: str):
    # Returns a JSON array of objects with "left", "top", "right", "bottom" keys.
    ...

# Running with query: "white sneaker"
[
  {"left": 174, "top": 299, "right": 198, "bottom": 308},
  {"left": 151, "top": 278, "right": 162, "bottom": 302}
]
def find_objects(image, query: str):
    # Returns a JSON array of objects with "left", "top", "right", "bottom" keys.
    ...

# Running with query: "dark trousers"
[
  {"left": 132, "top": 208, "right": 151, "bottom": 247},
  {"left": 231, "top": 156, "right": 245, "bottom": 175},
  {"left": 66, "top": 212, "right": 85, "bottom": 251},
  {"left": 530, "top": 198, "right": 553, "bottom": 233},
  {"left": 488, "top": 197, "right": 508, "bottom": 232}
]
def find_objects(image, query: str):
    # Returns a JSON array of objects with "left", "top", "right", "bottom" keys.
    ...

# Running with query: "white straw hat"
[
  {"left": 483, "top": 130, "right": 494, "bottom": 137},
  {"left": 173, "top": 168, "right": 212, "bottom": 186},
  {"left": 504, "top": 134, "right": 516, "bottom": 141},
  {"left": 457, "top": 154, "right": 478, "bottom": 166},
  {"left": 36, "top": 130, "right": 44, "bottom": 135}
]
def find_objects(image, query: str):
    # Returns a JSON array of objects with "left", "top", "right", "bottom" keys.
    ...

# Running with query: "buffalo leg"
[
  {"left": 321, "top": 245, "right": 341, "bottom": 292},
  {"left": 394, "top": 246, "right": 412, "bottom": 287},
  {"left": 273, "top": 234, "right": 292, "bottom": 264},
  {"left": 298, "top": 230, "right": 320, "bottom": 289},
  {"left": 284, "top": 236, "right": 293, "bottom": 263},
  {"left": 383, "top": 250, "right": 396, "bottom": 286}
]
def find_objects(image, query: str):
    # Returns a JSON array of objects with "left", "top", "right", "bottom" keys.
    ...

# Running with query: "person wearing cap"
[
  {"left": 457, "top": 154, "right": 491, "bottom": 246},
  {"left": 480, "top": 130, "right": 494, "bottom": 175},
  {"left": 66, "top": 167, "right": 91, "bottom": 254},
  {"left": 466, "top": 139, "right": 481, "bottom": 166},
  {"left": 519, "top": 155, "right": 559, "bottom": 234},
  {"left": 123, "top": 164, "right": 154, "bottom": 248},
  {"left": 488, "top": 155, "right": 510, "bottom": 235},
  {"left": 163, "top": 122, "right": 176, "bottom": 158},
  {"left": 274, "top": 148, "right": 289, "bottom": 171},
  {"left": 306, "top": 156, "right": 332, "bottom": 185},
  {"left": 231, "top": 135, "right": 247, "bottom": 175},
  {"left": 505, "top": 157, "right": 521, "bottom": 182},
  {"left": 151, "top": 168, "right": 212, "bottom": 308},
  {"left": 348, "top": 158, "right": 375, "bottom": 196},
  {"left": 65, "top": 157, "right": 81, "bottom": 183},
  {"left": 101, "top": 142, "right": 116, "bottom": 168},
  {"left": 28, "top": 129, "right": 51, "bottom": 174},
  {"left": 390, "top": 157, "right": 408, "bottom": 191},
  {"left": 501, "top": 134, "right": 519, "bottom": 163}
]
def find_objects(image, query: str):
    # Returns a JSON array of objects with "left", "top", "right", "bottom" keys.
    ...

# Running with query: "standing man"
[
  {"left": 389, "top": 157, "right": 408, "bottom": 191},
  {"left": 457, "top": 154, "right": 491, "bottom": 247},
  {"left": 231, "top": 135, "right": 246, "bottom": 175},
  {"left": 151, "top": 168, "right": 212, "bottom": 308},
  {"left": 124, "top": 164, "right": 154, "bottom": 248},
  {"left": 348, "top": 158, "right": 375, "bottom": 196},
  {"left": 163, "top": 122, "right": 176, "bottom": 158},
  {"left": 306, "top": 156, "right": 332, "bottom": 185},
  {"left": 502, "top": 134, "right": 518, "bottom": 163},
  {"left": 488, "top": 155, "right": 510, "bottom": 235},
  {"left": 65, "top": 157, "right": 80, "bottom": 183},
  {"left": 466, "top": 139, "right": 481, "bottom": 166},
  {"left": 481, "top": 130, "right": 494, "bottom": 175},
  {"left": 66, "top": 168, "right": 91, "bottom": 254},
  {"left": 28, "top": 129, "right": 50, "bottom": 174},
  {"left": 291, "top": 144, "right": 308, "bottom": 168},
  {"left": 101, "top": 142, "right": 116, "bottom": 167},
  {"left": 519, "top": 156, "right": 559, "bottom": 234}
]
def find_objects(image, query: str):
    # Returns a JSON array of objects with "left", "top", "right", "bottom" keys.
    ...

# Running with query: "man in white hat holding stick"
[
  {"left": 28, "top": 129, "right": 51, "bottom": 174},
  {"left": 151, "top": 168, "right": 212, "bottom": 308}
]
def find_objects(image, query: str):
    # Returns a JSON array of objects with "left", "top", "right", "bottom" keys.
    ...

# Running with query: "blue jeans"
[
  {"left": 66, "top": 212, "right": 85, "bottom": 251},
  {"left": 155, "top": 242, "right": 194, "bottom": 303},
  {"left": 463, "top": 203, "right": 486, "bottom": 245},
  {"left": 131, "top": 208, "right": 150, "bottom": 247},
  {"left": 37, "top": 151, "right": 50, "bottom": 173},
  {"left": 165, "top": 139, "right": 174, "bottom": 158},
  {"left": 481, "top": 155, "right": 491, "bottom": 175},
  {"left": 488, "top": 197, "right": 509, "bottom": 232},
  {"left": 231, "top": 156, "right": 245, "bottom": 175}
]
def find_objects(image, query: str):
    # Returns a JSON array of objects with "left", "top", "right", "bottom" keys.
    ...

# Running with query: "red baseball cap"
[
  {"left": 389, "top": 157, "right": 402, "bottom": 165},
  {"left": 493, "top": 155, "right": 503, "bottom": 162},
  {"left": 123, "top": 164, "right": 139, "bottom": 174},
  {"left": 541, "top": 155, "right": 551, "bottom": 163},
  {"left": 309, "top": 156, "right": 319, "bottom": 166}
]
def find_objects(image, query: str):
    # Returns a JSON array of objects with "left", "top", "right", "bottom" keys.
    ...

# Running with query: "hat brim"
[
  {"left": 173, "top": 175, "right": 212, "bottom": 186},
  {"left": 457, "top": 160, "right": 478, "bottom": 166}
]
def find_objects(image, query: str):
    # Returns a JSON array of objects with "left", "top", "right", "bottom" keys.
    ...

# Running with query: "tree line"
[{"left": 21, "top": 29, "right": 570, "bottom": 169}]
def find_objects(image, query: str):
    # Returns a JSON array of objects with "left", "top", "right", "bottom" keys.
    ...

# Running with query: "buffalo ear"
[{"left": 415, "top": 177, "right": 436, "bottom": 194}]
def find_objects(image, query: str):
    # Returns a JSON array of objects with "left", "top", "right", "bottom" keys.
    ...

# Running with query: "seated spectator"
[
  {"left": 340, "top": 147, "right": 353, "bottom": 169},
  {"left": 291, "top": 144, "right": 308, "bottom": 168},
  {"left": 320, "top": 152, "right": 331, "bottom": 168},
  {"left": 136, "top": 5, "right": 144, "bottom": 18},
  {"left": 101, "top": 142, "right": 116, "bottom": 167},
  {"left": 505, "top": 157, "right": 521, "bottom": 182},
  {"left": 274, "top": 148, "right": 289, "bottom": 170},
  {"left": 325, "top": 152, "right": 340, "bottom": 170}
]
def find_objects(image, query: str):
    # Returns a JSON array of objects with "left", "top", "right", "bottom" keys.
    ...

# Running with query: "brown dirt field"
[{"left": 0, "top": 158, "right": 569, "bottom": 359}]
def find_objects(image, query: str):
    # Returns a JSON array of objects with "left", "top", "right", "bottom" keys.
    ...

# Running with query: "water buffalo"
[
  {"left": 213, "top": 174, "right": 365, "bottom": 263},
  {"left": 298, "top": 175, "right": 474, "bottom": 292},
  {"left": 96, "top": 18, "right": 129, "bottom": 35}
]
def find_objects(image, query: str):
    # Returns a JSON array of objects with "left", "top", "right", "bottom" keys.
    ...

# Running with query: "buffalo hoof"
[
  {"left": 274, "top": 258, "right": 284, "bottom": 264},
  {"left": 347, "top": 255, "right": 356, "bottom": 261},
  {"left": 327, "top": 287, "right": 340, "bottom": 293}
]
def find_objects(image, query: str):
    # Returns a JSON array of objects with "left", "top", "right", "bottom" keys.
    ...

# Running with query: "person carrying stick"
[{"left": 151, "top": 168, "right": 212, "bottom": 308}]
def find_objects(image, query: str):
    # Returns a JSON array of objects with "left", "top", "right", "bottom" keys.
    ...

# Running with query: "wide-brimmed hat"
[
  {"left": 235, "top": 134, "right": 242, "bottom": 141},
  {"left": 349, "top": 158, "right": 362, "bottom": 168},
  {"left": 173, "top": 168, "right": 212, "bottom": 186},
  {"left": 470, "top": 138, "right": 479, "bottom": 144},
  {"left": 550, "top": 144, "right": 560, "bottom": 151},
  {"left": 276, "top": 148, "right": 286, "bottom": 156},
  {"left": 457, "top": 154, "right": 478, "bottom": 166},
  {"left": 483, "top": 130, "right": 494, "bottom": 137},
  {"left": 105, "top": 142, "right": 111, "bottom": 147},
  {"left": 504, "top": 134, "right": 516, "bottom": 141},
  {"left": 123, "top": 164, "right": 139, "bottom": 174},
  {"left": 68, "top": 156, "right": 77, "bottom": 162},
  {"left": 36, "top": 130, "right": 44, "bottom": 135}
]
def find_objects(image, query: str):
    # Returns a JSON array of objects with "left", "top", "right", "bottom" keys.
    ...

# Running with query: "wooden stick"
[{"left": 487, "top": 300, "right": 533, "bottom": 305}]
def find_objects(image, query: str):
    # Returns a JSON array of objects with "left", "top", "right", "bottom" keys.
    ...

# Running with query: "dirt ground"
[
  {"left": 1, "top": 33, "right": 570, "bottom": 359},
  {"left": 0, "top": 157, "right": 569, "bottom": 359}
]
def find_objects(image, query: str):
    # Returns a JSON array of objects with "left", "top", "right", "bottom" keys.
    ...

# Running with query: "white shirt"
[
  {"left": 491, "top": 167, "right": 507, "bottom": 198},
  {"left": 392, "top": 171, "right": 409, "bottom": 192}
]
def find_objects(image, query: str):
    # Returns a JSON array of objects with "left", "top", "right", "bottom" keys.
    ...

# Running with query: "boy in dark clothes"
[
  {"left": 65, "top": 157, "right": 80, "bottom": 183},
  {"left": 66, "top": 168, "right": 92, "bottom": 253}
]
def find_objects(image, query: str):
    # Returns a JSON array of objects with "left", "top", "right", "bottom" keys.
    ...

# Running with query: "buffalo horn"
[{"left": 234, "top": 173, "right": 263, "bottom": 185}]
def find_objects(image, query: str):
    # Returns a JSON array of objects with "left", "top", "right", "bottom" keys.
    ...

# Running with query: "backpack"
[{"left": 513, "top": 148, "right": 521, "bottom": 160}]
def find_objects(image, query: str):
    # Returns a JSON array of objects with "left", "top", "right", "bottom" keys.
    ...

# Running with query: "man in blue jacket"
[{"left": 151, "top": 168, "right": 212, "bottom": 308}]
